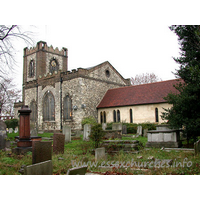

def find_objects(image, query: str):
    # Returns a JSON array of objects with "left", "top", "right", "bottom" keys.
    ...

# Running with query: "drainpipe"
[{"left": 60, "top": 75, "right": 63, "bottom": 131}]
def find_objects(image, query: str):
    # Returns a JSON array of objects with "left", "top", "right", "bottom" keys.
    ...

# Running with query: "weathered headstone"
[
  {"left": 0, "top": 120, "right": 7, "bottom": 150},
  {"left": 8, "top": 128, "right": 13, "bottom": 133},
  {"left": 122, "top": 125, "right": 127, "bottom": 134},
  {"left": 32, "top": 141, "right": 52, "bottom": 164},
  {"left": 112, "top": 123, "right": 122, "bottom": 131},
  {"left": 95, "top": 147, "right": 106, "bottom": 162},
  {"left": 62, "top": 125, "right": 71, "bottom": 142},
  {"left": 0, "top": 120, "right": 7, "bottom": 130},
  {"left": 143, "top": 129, "right": 148, "bottom": 137},
  {"left": 83, "top": 124, "right": 91, "bottom": 141},
  {"left": 102, "top": 123, "right": 107, "bottom": 131},
  {"left": 137, "top": 126, "right": 142, "bottom": 136},
  {"left": 194, "top": 140, "right": 200, "bottom": 155},
  {"left": 67, "top": 166, "right": 88, "bottom": 175},
  {"left": 14, "top": 127, "right": 18, "bottom": 133},
  {"left": 30, "top": 128, "right": 37, "bottom": 137},
  {"left": 24, "top": 160, "right": 53, "bottom": 175},
  {"left": 53, "top": 133, "right": 65, "bottom": 154}
]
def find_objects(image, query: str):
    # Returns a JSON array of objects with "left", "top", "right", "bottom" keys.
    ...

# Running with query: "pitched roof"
[{"left": 97, "top": 79, "right": 182, "bottom": 108}]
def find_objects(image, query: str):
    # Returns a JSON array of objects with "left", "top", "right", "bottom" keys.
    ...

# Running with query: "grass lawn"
[{"left": 1, "top": 133, "right": 200, "bottom": 175}]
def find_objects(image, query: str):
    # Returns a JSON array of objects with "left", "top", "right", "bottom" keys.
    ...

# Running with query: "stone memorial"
[
  {"left": 143, "top": 129, "right": 148, "bottom": 137},
  {"left": 67, "top": 165, "right": 88, "bottom": 175},
  {"left": 30, "top": 128, "right": 37, "bottom": 137},
  {"left": 62, "top": 125, "right": 71, "bottom": 142},
  {"left": 194, "top": 140, "right": 200, "bottom": 155},
  {"left": 24, "top": 160, "right": 53, "bottom": 175},
  {"left": 83, "top": 124, "right": 91, "bottom": 141},
  {"left": 122, "top": 125, "right": 127, "bottom": 134},
  {"left": 0, "top": 120, "right": 7, "bottom": 150},
  {"left": 95, "top": 147, "right": 106, "bottom": 162},
  {"left": 112, "top": 123, "right": 122, "bottom": 131},
  {"left": 14, "top": 127, "right": 18, "bottom": 133},
  {"left": 53, "top": 133, "right": 65, "bottom": 154},
  {"left": 32, "top": 141, "right": 52, "bottom": 164},
  {"left": 137, "top": 126, "right": 142, "bottom": 136},
  {"left": 146, "top": 124, "right": 182, "bottom": 148},
  {"left": 8, "top": 128, "right": 13, "bottom": 133},
  {"left": 102, "top": 123, "right": 107, "bottom": 131}
]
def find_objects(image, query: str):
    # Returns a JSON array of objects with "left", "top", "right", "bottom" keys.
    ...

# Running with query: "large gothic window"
[
  {"left": 63, "top": 95, "right": 72, "bottom": 120},
  {"left": 43, "top": 92, "right": 55, "bottom": 121},
  {"left": 30, "top": 100, "right": 37, "bottom": 122}
]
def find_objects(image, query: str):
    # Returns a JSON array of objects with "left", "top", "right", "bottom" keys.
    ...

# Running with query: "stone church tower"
[{"left": 14, "top": 41, "right": 130, "bottom": 132}]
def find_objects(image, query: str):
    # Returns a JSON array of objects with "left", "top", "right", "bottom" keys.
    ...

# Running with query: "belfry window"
[
  {"left": 63, "top": 95, "right": 72, "bottom": 120},
  {"left": 43, "top": 92, "right": 55, "bottom": 121},
  {"left": 29, "top": 59, "right": 34, "bottom": 78}
]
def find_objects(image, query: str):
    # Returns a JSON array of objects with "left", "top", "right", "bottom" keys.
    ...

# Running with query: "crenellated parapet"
[{"left": 24, "top": 41, "right": 68, "bottom": 57}]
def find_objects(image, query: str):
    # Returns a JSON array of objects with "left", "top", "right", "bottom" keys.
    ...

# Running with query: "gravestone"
[
  {"left": 112, "top": 123, "right": 122, "bottom": 131},
  {"left": 8, "top": 128, "right": 13, "bottom": 133},
  {"left": 137, "top": 126, "right": 142, "bottom": 136},
  {"left": 53, "top": 133, "right": 65, "bottom": 154},
  {"left": 24, "top": 160, "right": 53, "bottom": 175},
  {"left": 83, "top": 124, "right": 91, "bottom": 141},
  {"left": 67, "top": 165, "right": 88, "bottom": 175},
  {"left": 95, "top": 147, "right": 106, "bottom": 162},
  {"left": 63, "top": 125, "right": 71, "bottom": 142},
  {"left": 102, "top": 123, "right": 107, "bottom": 131},
  {"left": 194, "top": 140, "right": 200, "bottom": 155},
  {"left": 0, "top": 120, "right": 7, "bottom": 130},
  {"left": 30, "top": 128, "right": 37, "bottom": 137},
  {"left": 32, "top": 141, "right": 52, "bottom": 164},
  {"left": 0, "top": 120, "right": 7, "bottom": 150},
  {"left": 143, "top": 129, "right": 148, "bottom": 137},
  {"left": 14, "top": 127, "right": 18, "bottom": 133},
  {"left": 122, "top": 125, "right": 127, "bottom": 134}
]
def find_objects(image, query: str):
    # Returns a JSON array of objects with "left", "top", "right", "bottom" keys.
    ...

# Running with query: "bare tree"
[
  {"left": 131, "top": 73, "right": 162, "bottom": 85},
  {"left": 0, "top": 77, "right": 22, "bottom": 116},
  {"left": 0, "top": 25, "right": 34, "bottom": 76}
]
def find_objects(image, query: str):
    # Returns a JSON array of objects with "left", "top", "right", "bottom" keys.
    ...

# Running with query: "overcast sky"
[{"left": 4, "top": 0, "right": 199, "bottom": 90}]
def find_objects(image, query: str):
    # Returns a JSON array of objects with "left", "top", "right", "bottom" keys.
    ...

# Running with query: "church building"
[{"left": 14, "top": 41, "right": 130, "bottom": 132}]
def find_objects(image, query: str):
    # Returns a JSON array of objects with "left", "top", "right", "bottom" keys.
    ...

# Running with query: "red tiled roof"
[{"left": 97, "top": 79, "right": 182, "bottom": 108}]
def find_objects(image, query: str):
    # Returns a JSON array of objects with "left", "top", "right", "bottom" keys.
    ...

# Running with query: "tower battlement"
[{"left": 24, "top": 41, "right": 68, "bottom": 57}]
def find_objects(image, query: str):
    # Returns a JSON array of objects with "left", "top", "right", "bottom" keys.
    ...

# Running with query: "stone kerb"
[
  {"left": 63, "top": 125, "right": 71, "bottom": 142},
  {"left": 83, "top": 124, "right": 91, "bottom": 141},
  {"left": 24, "top": 160, "right": 53, "bottom": 175},
  {"left": 67, "top": 166, "right": 88, "bottom": 175}
]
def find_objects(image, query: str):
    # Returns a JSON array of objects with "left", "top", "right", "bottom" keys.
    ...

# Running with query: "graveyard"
[{"left": 1, "top": 118, "right": 200, "bottom": 175}]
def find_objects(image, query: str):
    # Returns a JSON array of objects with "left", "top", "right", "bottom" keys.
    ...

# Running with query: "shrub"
[
  {"left": 5, "top": 119, "right": 19, "bottom": 129},
  {"left": 81, "top": 116, "right": 97, "bottom": 126},
  {"left": 89, "top": 123, "right": 105, "bottom": 149}
]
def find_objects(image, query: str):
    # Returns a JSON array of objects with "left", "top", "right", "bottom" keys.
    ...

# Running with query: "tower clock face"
[{"left": 51, "top": 60, "right": 57, "bottom": 68}]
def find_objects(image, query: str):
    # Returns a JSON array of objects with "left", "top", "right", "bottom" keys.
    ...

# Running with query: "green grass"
[{"left": 1, "top": 133, "right": 200, "bottom": 175}]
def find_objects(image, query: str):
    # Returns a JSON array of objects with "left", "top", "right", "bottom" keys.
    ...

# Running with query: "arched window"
[
  {"left": 113, "top": 110, "right": 116, "bottom": 122},
  {"left": 100, "top": 112, "right": 103, "bottom": 124},
  {"left": 63, "top": 95, "right": 72, "bottom": 120},
  {"left": 130, "top": 109, "right": 133, "bottom": 123},
  {"left": 30, "top": 100, "right": 37, "bottom": 122},
  {"left": 103, "top": 111, "right": 106, "bottom": 123},
  {"left": 117, "top": 110, "right": 120, "bottom": 122},
  {"left": 29, "top": 59, "right": 34, "bottom": 78},
  {"left": 43, "top": 92, "right": 55, "bottom": 121},
  {"left": 155, "top": 108, "right": 159, "bottom": 122}
]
